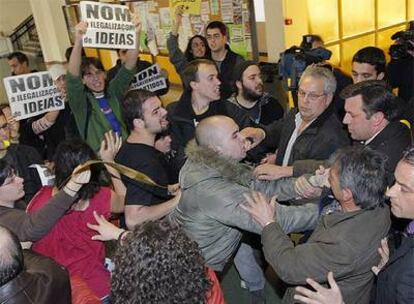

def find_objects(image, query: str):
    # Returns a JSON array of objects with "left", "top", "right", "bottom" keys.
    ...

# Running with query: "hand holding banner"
[
  {"left": 80, "top": 1, "right": 137, "bottom": 49},
  {"left": 3, "top": 72, "right": 65, "bottom": 121}
]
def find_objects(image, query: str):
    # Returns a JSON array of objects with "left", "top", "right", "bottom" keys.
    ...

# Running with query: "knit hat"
[{"left": 232, "top": 60, "right": 258, "bottom": 83}]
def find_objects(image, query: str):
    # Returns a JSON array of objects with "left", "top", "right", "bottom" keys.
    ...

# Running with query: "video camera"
[
  {"left": 389, "top": 21, "right": 414, "bottom": 60},
  {"left": 279, "top": 35, "right": 332, "bottom": 91}
]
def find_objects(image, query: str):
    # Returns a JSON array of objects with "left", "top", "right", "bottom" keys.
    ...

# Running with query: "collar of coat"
[
  {"left": 185, "top": 139, "right": 253, "bottom": 185},
  {"left": 290, "top": 103, "right": 338, "bottom": 135}
]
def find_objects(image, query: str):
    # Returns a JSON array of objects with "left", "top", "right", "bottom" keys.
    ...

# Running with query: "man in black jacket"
[
  {"left": 255, "top": 66, "right": 350, "bottom": 181},
  {"left": 341, "top": 80, "right": 411, "bottom": 185},
  {"left": 206, "top": 21, "right": 245, "bottom": 99},
  {"left": 168, "top": 59, "right": 259, "bottom": 169}
]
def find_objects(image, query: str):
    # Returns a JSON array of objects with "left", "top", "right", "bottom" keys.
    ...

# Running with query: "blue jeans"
[{"left": 233, "top": 242, "right": 265, "bottom": 291}]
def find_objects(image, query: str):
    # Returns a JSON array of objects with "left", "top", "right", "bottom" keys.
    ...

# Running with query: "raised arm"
[
  {"left": 99, "top": 131, "right": 126, "bottom": 213},
  {"left": 68, "top": 21, "right": 87, "bottom": 77},
  {"left": 1, "top": 168, "right": 91, "bottom": 241},
  {"left": 123, "top": 13, "right": 141, "bottom": 70}
]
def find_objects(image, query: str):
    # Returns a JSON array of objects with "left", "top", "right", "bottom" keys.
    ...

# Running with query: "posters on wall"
[
  {"left": 221, "top": 0, "right": 234, "bottom": 23},
  {"left": 228, "top": 24, "right": 247, "bottom": 58},
  {"left": 169, "top": 0, "right": 202, "bottom": 15},
  {"left": 200, "top": 1, "right": 210, "bottom": 21},
  {"left": 133, "top": 0, "right": 250, "bottom": 57},
  {"left": 233, "top": 0, "right": 243, "bottom": 24},
  {"left": 3, "top": 72, "right": 65, "bottom": 121},
  {"left": 80, "top": 1, "right": 136, "bottom": 49},
  {"left": 159, "top": 7, "right": 172, "bottom": 27},
  {"left": 209, "top": 0, "right": 219, "bottom": 15}
]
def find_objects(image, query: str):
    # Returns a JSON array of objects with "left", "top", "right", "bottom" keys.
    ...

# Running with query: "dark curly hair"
[
  {"left": 184, "top": 35, "right": 212, "bottom": 61},
  {"left": 53, "top": 139, "right": 110, "bottom": 201},
  {"left": 111, "top": 220, "right": 211, "bottom": 304}
]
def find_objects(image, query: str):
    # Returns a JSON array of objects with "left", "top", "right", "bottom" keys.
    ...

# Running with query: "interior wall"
[
  {"left": 256, "top": 22, "right": 267, "bottom": 53},
  {"left": 263, "top": 0, "right": 285, "bottom": 62},
  {"left": 0, "top": 0, "right": 33, "bottom": 35},
  {"left": 283, "top": 0, "right": 309, "bottom": 48}
]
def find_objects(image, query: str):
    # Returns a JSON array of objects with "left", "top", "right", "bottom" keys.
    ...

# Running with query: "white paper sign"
[
  {"left": 29, "top": 164, "right": 55, "bottom": 186},
  {"left": 3, "top": 72, "right": 65, "bottom": 121},
  {"left": 80, "top": 1, "right": 136, "bottom": 49},
  {"left": 130, "top": 64, "right": 167, "bottom": 92}
]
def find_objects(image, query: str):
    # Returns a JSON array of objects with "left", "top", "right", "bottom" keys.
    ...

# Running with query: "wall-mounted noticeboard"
[{"left": 63, "top": 0, "right": 257, "bottom": 59}]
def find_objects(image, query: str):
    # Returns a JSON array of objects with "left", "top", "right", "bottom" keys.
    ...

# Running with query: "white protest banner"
[
  {"left": 3, "top": 72, "right": 65, "bottom": 121},
  {"left": 80, "top": 1, "right": 136, "bottom": 49},
  {"left": 130, "top": 64, "right": 168, "bottom": 92},
  {"left": 29, "top": 164, "right": 55, "bottom": 186}
]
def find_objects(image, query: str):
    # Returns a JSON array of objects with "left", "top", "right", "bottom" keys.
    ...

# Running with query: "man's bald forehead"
[{"left": 195, "top": 116, "right": 234, "bottom": 146}]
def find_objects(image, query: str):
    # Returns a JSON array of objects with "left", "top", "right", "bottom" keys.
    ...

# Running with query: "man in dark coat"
[
  {"left": 167, "top": 59, "right": 260, "bottom": 169},
  {"left": 255, "top": 65, "right": 350, "bottom": 180},
  {"left": 0, "top": 226, "right": 71, "bottom": 304},
  {"left": 341, "top": 80, "right": 412, "bottom": 186},
  {"left": 206, "top": 21, "right": 245, "bottom": 99}
]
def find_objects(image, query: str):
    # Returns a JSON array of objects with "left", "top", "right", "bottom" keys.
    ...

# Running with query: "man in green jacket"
[
  {"left": 67, "top": 18, "right": 141, "bottom": 151},
  {"left": 243, "top": 146, "right": 391, "bottom": 304}
]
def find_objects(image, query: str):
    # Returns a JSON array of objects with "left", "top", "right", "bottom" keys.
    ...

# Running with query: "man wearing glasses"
[{"left": 255, "top": 65, "right": 349, "bottom": 182}]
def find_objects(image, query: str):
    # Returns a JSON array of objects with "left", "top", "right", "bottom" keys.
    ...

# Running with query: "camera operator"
[
  {"left": 387, "top": 22, "right": 414, "bottom": 103},
  {"left": 279, "top": 35, "right": 352, "bottom": 111}
]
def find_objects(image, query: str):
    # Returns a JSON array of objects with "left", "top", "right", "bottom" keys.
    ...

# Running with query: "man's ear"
[
  {"left": 133, "top": 118, "right": 145, "bottom": 130},
  {"left": 325, "top": 93, "right": 334, "bottom": 107},
  {"left": 377, "top": 72, "right": 385, "bottom": 80},
  {"left": 190, "top": 80, "right": 198, "bottom": 91},
  {"left": 208, "top": 143, "right": 222, "bottom": 154},
  {"left": 371, "top": 111, "right": 385, "bottom": 126},
  {"left": 235, "top": 80, "right": 242, "bottom": 92}
]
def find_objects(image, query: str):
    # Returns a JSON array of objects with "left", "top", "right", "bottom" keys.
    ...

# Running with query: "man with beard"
[
  {"left": 168, "top": 59, "right": 264, "bottom": 169},
  {"left": 228, "top": 61, "right": 284, "bottom": 125},
  {"left": 116, "top": 90, "right": 181, "bottom": 230}
]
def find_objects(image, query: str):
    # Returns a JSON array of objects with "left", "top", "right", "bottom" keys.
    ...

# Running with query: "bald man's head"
[
  {"left": 195, "top": 115, "right": 247, "bottom": 161},
  {"left": 0, "top": 226, "right": 23, "bottom": 286}
]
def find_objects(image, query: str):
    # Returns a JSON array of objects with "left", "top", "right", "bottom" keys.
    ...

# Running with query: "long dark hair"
[
  {"left": 53, "top": 139, "right": 109, "bottom": 200},
  {"left": 184, "top": 35, "right": 212, "bottom": 61}
]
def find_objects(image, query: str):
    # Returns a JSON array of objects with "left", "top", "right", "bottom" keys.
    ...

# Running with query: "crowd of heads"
[{"left": 0, "top": 13, "right": 413, "bottom": 304}]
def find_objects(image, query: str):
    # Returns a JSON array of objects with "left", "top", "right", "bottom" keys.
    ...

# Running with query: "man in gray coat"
[
  {"left": 243, "top": 146, "right": 391, "bottom": 304},
  {"left": 169, "top": 115, "right": 320, "bottom": 301}
]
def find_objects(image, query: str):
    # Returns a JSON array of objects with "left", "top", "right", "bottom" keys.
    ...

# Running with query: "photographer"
[
  {"left": 387, "top": 22, "right": 414, "bottom": 103},
  {"left": 279, "top": 35, "right": 352, "bottom": 110}
]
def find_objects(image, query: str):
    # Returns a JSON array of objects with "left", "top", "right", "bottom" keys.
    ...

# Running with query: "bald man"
[
  {"left": 169, "top": 115, "right": 319, "bottom": 301},
  {"left": 0, "top": 226, "right": 71, "bottom": 303}
]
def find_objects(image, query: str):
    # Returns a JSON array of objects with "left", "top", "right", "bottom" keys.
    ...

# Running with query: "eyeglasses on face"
[{"left": 297, "top": 89, "right": 326, "bottom": 102}]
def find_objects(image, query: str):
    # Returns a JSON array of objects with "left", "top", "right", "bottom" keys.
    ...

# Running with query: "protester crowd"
[{"left": 0, "top": 5, "right": 413, "bottom": 304}]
